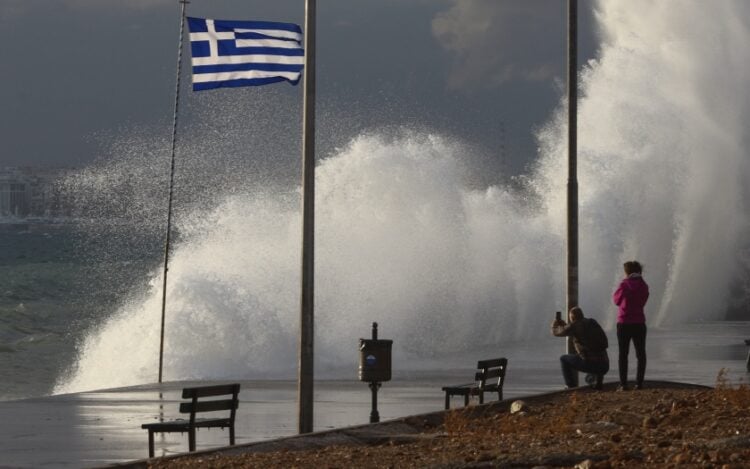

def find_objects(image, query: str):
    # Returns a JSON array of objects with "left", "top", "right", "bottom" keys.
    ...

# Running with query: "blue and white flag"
[{"left": 187, "top": 17, "right": 304, "bottom": 91}]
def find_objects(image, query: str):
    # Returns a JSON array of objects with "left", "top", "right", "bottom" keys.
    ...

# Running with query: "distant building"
[{"left": 0, "top": 167, "right": 74, "bottom": 219}]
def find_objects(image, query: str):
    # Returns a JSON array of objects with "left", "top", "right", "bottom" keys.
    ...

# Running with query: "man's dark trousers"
[{"left": 560, "top": 354, "right": 609, "bottom": 388}]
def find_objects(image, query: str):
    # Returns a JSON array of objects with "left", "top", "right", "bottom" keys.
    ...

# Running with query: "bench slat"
[
  {"left": 142, "top": 417, "right": 232, "bottom": 432},
  {"left": 142, "top": 420, "right": 189, "bottom": 431},
  {"left": 180, "top": 399, "right": 238, "bottom": 414},
  {"left": 477, "top": 358, "right": 507, "bottom": 369},
  {"left": 476, "top": 367, "right": 506, "bottom": 381},
  {"left": 192, "top": 417, "right": 232, "bottom": 429},
  {"left": 441, "top": 383, "right": 475, "bottom": 392},
  {"left": 182, "top": 383, "right": 240, "bottom": 399}
]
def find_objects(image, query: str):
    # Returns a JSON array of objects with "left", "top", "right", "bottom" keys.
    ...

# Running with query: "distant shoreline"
[{"left": 0, "top": 218, "right": 73, "bottom": 231}]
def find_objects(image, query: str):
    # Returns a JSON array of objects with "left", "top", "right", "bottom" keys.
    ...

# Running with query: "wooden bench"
[
  {"left": 141, "top": 383, "right": 240, "bottom": 458},
  {"left": 441, "top": 358, "right": 508, "bottom": 409}
]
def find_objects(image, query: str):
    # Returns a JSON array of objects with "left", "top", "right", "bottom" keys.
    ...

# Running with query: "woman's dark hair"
[{"left": 623, "top": 261, "right": 643, "bottom": 275}]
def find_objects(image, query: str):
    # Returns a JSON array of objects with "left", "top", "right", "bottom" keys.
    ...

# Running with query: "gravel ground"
[{"left": 149, "top": 379, "right": 750, "bottom": 468}]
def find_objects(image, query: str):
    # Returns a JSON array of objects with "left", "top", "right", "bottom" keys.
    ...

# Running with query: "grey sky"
[{"left": 0, "top": 0, "right": 596, "bottom": 176}]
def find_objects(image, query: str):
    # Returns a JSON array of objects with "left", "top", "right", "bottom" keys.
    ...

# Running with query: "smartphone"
[{"left": 555, "top": 311, "right": 562, "bottom": 321}]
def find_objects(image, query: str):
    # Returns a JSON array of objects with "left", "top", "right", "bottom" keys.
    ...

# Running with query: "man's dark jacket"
[{"left": 552, "top": 318, "right": 609, "bottom": 361}]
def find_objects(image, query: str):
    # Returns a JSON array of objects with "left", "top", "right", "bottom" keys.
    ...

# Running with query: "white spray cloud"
[
  {"left": 55, "top": 1, "right": 750, "bottom": 392},
  {"left": 55, "top": 131, "right": 565, "bottom": 392},
  {"left": 534, "top": 0, "right": 750, "bottom": 324}
]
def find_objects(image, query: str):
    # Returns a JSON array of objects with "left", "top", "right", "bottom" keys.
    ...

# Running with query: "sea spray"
[
  {"left": 55, "top": 132, "right": 565, "bottom": 392},
  {"left": 572, "top": 0, "right": 750, "bottom": 325},
  {"left": 55, "top": 0, "right": 750, "bottom": 393}
]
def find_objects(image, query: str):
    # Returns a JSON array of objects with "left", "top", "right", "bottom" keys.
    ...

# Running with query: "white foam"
[{"left": 55, "top": 1, "right": 750, "bottom": 393}]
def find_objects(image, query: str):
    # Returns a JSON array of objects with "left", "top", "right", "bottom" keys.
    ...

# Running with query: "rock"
[
  {"left": 476, "top": 452, "right": 495, "bottom": 462},
  {"left": 705, "top": 436, "right": 750, "bottom": 449},
  {"left": 510, "top": 400, "right": 529, "bottom": 414},
  {"left": 671, "top": 452, "right": 690, "bottom": 464},
  {"left": 610, "top": 411, "right": 643, "bottom": 426},
  {"left": 574, "top": 459, "right": 594, "bottom": 469},
  {"left": 576, "top": 421, "right": 619, "bottom": 433},
  {"left": 643, "top": 416, "right": 658, "bottom": 428},
  {"left": 670, "top": 400, "right": 685, "bottom": 413}
]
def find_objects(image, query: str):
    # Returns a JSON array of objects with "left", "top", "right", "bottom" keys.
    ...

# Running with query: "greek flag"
[{"left": 187, "top": 17, "right": 304, "bottom": 91}]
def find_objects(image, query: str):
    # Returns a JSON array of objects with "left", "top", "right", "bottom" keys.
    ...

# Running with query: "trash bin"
[{"left": 358, "top": 338, "right": 392, "bottom": 382}]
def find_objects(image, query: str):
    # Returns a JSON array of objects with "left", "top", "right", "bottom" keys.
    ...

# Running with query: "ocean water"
[
  {"left": 3, "top": 0, "right": 750, "bottom": 401},
  {"left": 0, "top": 223, "right": 163, "bottom": 400},
  {"left": 0, "top": 225, "right": 80, "bottom": 400}
]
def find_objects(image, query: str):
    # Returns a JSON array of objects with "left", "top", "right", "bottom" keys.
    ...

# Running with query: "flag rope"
[{"left": 159, "top": 0, "right": 189, "bottom": 384}]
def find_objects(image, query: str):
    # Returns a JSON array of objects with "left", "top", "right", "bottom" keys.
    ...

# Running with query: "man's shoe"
[
  {"left": 634, "top": 383, "right": 644, "bottom": 390},
  {"left": 595, "top": 375, "right": 604, "bottom": 390},
  {"left": 585, "top": 374, "right": 604, "bottom": 390},
  {"left": 616, "top": 384, "right": 629, "bottom": 391}
]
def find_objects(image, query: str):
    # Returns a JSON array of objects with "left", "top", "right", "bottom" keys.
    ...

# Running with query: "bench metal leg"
[
  {"left": 147, "top": 430, "right": 155, "bottom": 458},
  {"left": 230, "top": 425, "right": 236, "bottom": 446},
  {"left": 463, "top": 393, "right": 469, "bottom": 407},
  {"left": 188, "top": 428, "right": 196, "bottom": 452},
  {"left": 444, "top": 392, "right": 451, "bottom": 410},
  {"left": 478, "top": 391, "right": 484, "bottom": 405}
]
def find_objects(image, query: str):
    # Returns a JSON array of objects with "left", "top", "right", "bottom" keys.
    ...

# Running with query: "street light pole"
[
  {"left": 566, "top": 0, "right": 579, "bottom": 376},
  {"left": 298, "top": 0, "right": 316, "bottom": 435}
]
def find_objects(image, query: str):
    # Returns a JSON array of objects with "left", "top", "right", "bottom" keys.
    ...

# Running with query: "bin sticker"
[{"left": 365, "top": 354, "right": 376, "bottom": 366}]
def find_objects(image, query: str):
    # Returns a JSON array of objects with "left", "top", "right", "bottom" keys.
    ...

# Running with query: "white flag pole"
[{"left": 298, "top": 0, "right": 316, "bottom": 434}]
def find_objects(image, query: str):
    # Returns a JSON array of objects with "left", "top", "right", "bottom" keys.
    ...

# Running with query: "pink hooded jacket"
[{"left": 613, "top": 274, "right": 649, "bottom": 324}]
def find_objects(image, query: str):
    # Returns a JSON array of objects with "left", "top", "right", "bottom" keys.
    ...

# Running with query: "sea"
[{"left": 0, "top": 221, "right": 163, "bottom": 401}]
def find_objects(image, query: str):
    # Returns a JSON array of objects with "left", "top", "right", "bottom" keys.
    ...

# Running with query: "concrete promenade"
[
  {"left": 0, "top": 380, "right": 441, "bottom": 468},
  {"left": 1, "top": 322, "right": 748, "bottom": 468},
  {"left": 3, "top": 378, "right": 521, "bottom": 468},
  {"left": 0, "top": 361, "right": 572, "bottom": 468}
]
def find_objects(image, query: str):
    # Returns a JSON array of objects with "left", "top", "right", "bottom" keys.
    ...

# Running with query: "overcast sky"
[{"left": 0, "top": 0, "right": 596, "bottom": 175}]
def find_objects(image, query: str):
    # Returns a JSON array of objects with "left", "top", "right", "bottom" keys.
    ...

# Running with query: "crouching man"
[{"left": 551, "top": 306, "right": 609, "bottom": 389}]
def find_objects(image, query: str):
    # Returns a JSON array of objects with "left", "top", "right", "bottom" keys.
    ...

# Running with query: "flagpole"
[
  {"left": 566, "top": 0, "right": 579, "bottom": 377},
  {"left": 298, "top": 0, "right": 316, "bottom": 434},
  {"left": 158, "top": 0, "right": 188, "bottom": 384}
]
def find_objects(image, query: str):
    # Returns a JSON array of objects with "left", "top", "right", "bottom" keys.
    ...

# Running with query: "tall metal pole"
[
  {"left": 566, "top": 0, "right": 579, "bottom": 368},
  {"left": 298, "top": 0, "right": 316, "bottom": 435},
  {"left": 158, "top": 0, "right": 188, "bottom": 384}
]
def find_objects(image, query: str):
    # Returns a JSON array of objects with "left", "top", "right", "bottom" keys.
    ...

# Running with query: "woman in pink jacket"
[{"left": 613, "top": 260, "right": 649, "bottom": 390}]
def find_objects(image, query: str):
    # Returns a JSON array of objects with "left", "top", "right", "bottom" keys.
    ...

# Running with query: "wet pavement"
[{"left": 1, "top": 321, "right": 749, "bottom": 468}]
